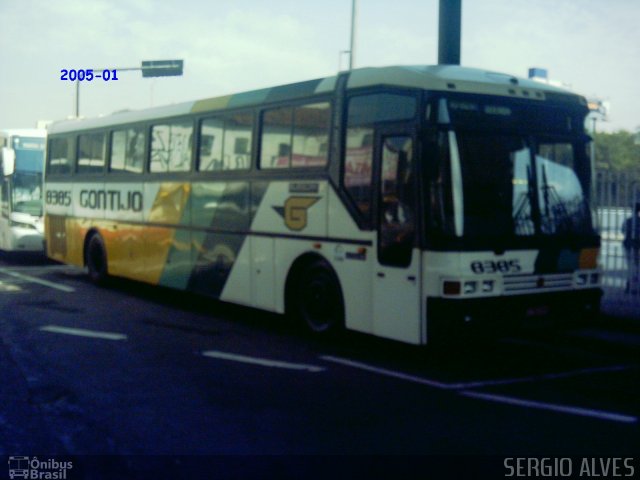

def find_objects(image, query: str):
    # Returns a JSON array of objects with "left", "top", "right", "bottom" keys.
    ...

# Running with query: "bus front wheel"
[
  {"left": 86, "top": 234, "right": 108, "bottom": 285},
  {"left": 291, "top": 259, "right": 344, "bottom": 335}
]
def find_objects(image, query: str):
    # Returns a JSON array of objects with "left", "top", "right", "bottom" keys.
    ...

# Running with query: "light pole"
[
  {"left": 591, "top": 115, "right": 597, "bottom": 166},
  {"left": 75, "top": 80, "right": 80, "bottom": 117},
  {"left": 349, "top": 0, "right": 357, "bottom": 70},
  {"left": 339, "top": 50, "right": 351, "bottom": 71}
]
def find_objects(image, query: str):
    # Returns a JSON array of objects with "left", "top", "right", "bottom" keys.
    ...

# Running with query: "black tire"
[
  {"left": 86, "top": 234, "right": 108, "bottom": 285},
  {"left": 291, "top": 260, "right": 344, "bottom": 335}
]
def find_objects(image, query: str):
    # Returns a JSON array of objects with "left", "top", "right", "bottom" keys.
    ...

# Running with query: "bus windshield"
[
  {"left": 427, "top": 96, "right": 594, "bottom": 242},
  {"left": 455, "top": 132, "right": 592, "bottom": 238},
  {"left": 12, "top": 137, "right": 44, "bottom": 216}
]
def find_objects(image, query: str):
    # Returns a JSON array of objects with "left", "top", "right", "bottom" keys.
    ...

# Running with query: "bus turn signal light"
[{"left": 443, "top": 281, "right": 461, "bottom": 295}]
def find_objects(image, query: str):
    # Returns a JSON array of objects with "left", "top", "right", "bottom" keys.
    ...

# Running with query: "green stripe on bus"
[
  {"left": 264, "top": 79, "right": 324, "bottom": 103},
  {"left": 159, "top": 227, "right": 194, "bottom": 290},
  {"left": 191, "top": 95, "right": 232, "bottom": 113},
  {"left": 227, "top": 88, "right": 271, "bottom": 108}
]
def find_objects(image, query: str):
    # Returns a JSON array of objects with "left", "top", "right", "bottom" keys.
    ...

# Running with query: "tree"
[{"left": 593, "top": 130, "right": 640, "bottom": 180}]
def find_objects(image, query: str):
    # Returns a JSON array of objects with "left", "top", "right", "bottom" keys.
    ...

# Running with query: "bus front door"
[{"left": 372, "top": 133, "right": 422, "bottom": 344}]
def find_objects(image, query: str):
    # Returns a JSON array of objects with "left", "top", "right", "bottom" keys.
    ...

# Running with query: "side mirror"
[{"left": 1, "top": 147, "right": 16, "bottom": 176}]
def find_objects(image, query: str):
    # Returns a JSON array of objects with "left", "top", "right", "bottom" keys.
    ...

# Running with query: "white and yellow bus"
[
  {"left": 1, "top": 129, "right": 46, "bottom": 252},
  {"left": 44, "top": 65, "right": 601, "bottom": 344}
]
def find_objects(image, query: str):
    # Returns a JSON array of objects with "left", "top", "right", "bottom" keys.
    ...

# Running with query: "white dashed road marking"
[
  {"left": 202, "top": 350, "right": 325, "bottom": 372},
  {"left": 0, "top": 267, "right": 75, "bottom": 292},
  {"left": 39, "top": 325, "right": 127, "bottom": 341},
  {"left": 320, "top": 355, "right": 449, "bottom": 388},
  {"left": 460, "top": 391, "right": 638, "bottom": 424},
  {"left": 320, "top": 355, "right": 637, "bottom": 424},
  {"left": 444, "top": 365, "right": 632, "bottom": 390}
]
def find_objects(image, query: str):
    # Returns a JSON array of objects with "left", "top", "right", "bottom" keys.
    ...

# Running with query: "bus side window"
[
  {"left": 260, "top": 107, "right": 293, "bottom": 169},
  {"left": 379, "top": 136, "right": 415, "bottom": 267},
  {"left": 344, "top": 127, "right": 374, "bottom": 218},
  {"left": 199, "top": 117, "right": 224, "bottom": 171},
  {"left": 291, "top": 102, "right": 330, "bottom": 167},
  {"left": 151, "top": 120, "right": 193, "bottom": 173},
  {"left": 110, "top": 128, "right": 145, "bottom": 173},
  {"left": 344, "top": 92, "right": 417, "bottom": 223},
  {"left": 77, "top": 133, "right": 106, "bottom": 174},
  {"left": 260, "top": 102, "right": 330, "bottom": 169},
  {"left": 223, "top": 112, "right": 252, "bottom": 170},
  {"left": 47, "top": 137, "right": 74, "bottom": 176},
  {"left": 199, "top": 112, "right": 253, "bottom": 172}
]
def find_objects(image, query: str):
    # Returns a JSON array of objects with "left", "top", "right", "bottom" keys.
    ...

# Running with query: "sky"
[{"left": 0, "top": 0, "right": 638, "bottom": 133}]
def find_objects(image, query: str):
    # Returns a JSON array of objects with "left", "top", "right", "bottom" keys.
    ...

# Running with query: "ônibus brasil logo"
[{"left": 7, "top": 456, "right": 73, "bottom": 479}]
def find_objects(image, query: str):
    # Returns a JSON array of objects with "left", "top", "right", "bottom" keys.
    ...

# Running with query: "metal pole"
[
  {"left": 150, "top": 79, "right": 156, "bottom": 107},
  {"left": 438, "top": 0, "right": 462, "bottom": 65},
  {"left": 339, "top": 50, "right": 350, "bottom": 71},
  {"left": 591, "top": 116, "right": 596, "bottom": 170},
  {"left": 75, "top": 79, "right": 80, "bottom": 117},
  {"left": 349, "top": 0, "right": 357, "bottom": 70}
]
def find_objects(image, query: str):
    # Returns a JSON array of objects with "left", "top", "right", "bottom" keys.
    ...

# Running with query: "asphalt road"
[{"left": 1, "top": 253, "right": 638, "bottom": 477}]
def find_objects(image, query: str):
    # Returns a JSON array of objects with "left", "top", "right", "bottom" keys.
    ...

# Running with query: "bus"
[
  {"left": 44, "top": 65, "right": 601, "bottom": 344},
  {"left": 0, "top": 129, "right": 46, "bottom": 252}
]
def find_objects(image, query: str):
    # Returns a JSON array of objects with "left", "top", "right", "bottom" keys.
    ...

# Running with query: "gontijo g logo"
[
  {"left": 273, "top": 196, "right": 320, "bottom": 231},
  {"left": 8, "top": 456, "right": 73, "bottom": 479}
]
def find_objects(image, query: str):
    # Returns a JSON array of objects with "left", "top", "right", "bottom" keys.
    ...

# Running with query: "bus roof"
[{"left": 47, "top": 65, "right": 585, "bottom": 135}]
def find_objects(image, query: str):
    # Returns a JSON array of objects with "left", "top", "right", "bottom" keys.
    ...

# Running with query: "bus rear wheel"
[
  {"left": 86, "top": 234, "right": 108, "bottom": 285},
  {"left": 291, "top": 260, "right": 344, "bottom": 335}
]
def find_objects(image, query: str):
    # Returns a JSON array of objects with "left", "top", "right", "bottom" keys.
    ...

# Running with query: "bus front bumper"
[
  {"left": 427, "top": 288, "right": 602, "bottom": 338},
  {"left": 8, "top": 228, "right": 45, "bottom": 252}
]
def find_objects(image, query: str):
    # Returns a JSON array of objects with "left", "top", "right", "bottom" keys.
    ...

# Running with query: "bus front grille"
[{"left": 503, "top": 273, "right": 573, "bottom": 294}]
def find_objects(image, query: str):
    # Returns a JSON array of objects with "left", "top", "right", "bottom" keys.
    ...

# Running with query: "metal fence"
[{"left": 595, "top": 170, "right": 640, "bottom": 319}]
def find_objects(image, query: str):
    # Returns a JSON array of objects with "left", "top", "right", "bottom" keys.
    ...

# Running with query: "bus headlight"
[
  {"left": 575, "top": 273, "right": 588, "bottom": 286},
  {"left": 463, "top": 281, "right": 477, "bottom": 294},
  {"left": 444, "top": 279, "right": 496, "bottom": 296},
  {"left": 481, "top": 280, "right": 495, "bottom": 293},
  {"left": 10, "top": 220, "right": 36, "bottom": 230}
]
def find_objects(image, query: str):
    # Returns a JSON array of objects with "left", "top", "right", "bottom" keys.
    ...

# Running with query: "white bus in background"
[{"left": 0, "top": 129, "right": 46, "bottom": 252}]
